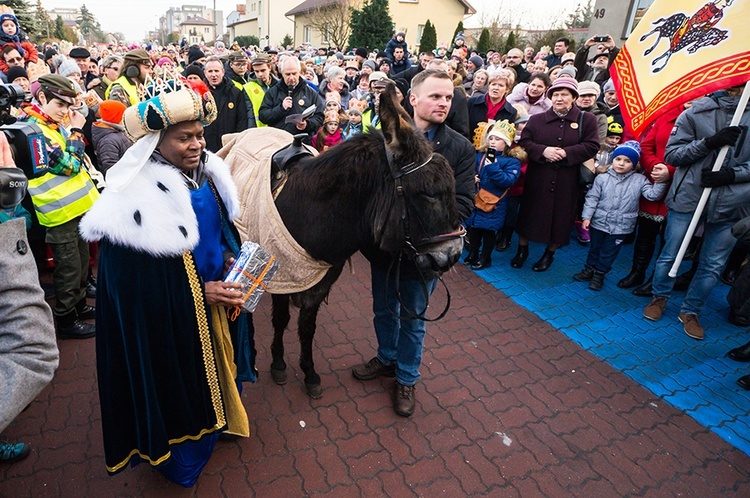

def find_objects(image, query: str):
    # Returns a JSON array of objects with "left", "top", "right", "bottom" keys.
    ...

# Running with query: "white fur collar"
[{"left": 80, "top": 152, "right": 240, "bottom": 257}]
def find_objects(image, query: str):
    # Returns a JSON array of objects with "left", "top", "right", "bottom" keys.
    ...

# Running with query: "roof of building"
[
  {"left": 179, "top": 16, "right": 216, "bottom": 27},
  {"left": 286, "top": 0, "right": 475, "bottom": 17}
]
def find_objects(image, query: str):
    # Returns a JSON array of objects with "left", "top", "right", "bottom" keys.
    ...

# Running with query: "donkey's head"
[{"left": 371, "top": 83, "right": 463, "bottom": 274}]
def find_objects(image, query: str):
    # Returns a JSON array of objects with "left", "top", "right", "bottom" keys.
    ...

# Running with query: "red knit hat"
[{"left": 99, "top": 100, "right": 127, "bottom": 124}]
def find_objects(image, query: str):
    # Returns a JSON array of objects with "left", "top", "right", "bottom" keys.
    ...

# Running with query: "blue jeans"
[
  {"left": 371, "top": 264, "right": 437, "bottom": 386},
  {"left": 652, "top": 211, "right": 736, "bottom": 315},
  {"left": 586, "top": 227, "right": 627, "bottom": 273}
]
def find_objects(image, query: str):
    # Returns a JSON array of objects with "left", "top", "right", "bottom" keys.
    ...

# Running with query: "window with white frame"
[{"left": 304, "top": 26, "right": 311, "bottom": 44}]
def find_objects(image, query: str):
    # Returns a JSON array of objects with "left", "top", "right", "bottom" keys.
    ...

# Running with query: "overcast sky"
[{"left": 39, "top": 0, "right": 585, "bottom": 42}]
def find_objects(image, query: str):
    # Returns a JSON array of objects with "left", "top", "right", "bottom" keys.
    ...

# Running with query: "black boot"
[
  {"left": 56, "top": 311, "right": 95, "bottom": 340},
  {"left": 618, "top": 232, "right": 653, "bottom": 288},
  {"left": 727, "top": 340, "right": 750, "bottom": 362},
  {"left": 589, "top": 271, "right": 605, "bottom": 291},
  {"left": 495, "top": 226, "right": 513, "bottom": 252},
  {"left": 721, "top": 242, "right": 748, "bottom": 286},
  {"left": 632, "top": 276, "right": 653, "bottom": 297},
  {"left": 464, "top": 248, "right": 479, "bottom": 266},
  {"left": 464, "top": 228, "right": 480, "bottom": 266},
  {"left": 75, "top": 299, "right": 96, "bottom": 321},
  {"left": 471, "top": 251, "right": 492, "bottom": 270},
  {"left": 510, "top": 245, "right": 529, "bottom": 268},
  {"left": 573, "top": 265, "right": 595, "bottom": 282},
  {"left": 532, "top": 250, "right": 555, "bottom": 272},
  {"left": 674, "top": 261, "right": 698, "bottom": 291},
  {"left": 86, "top": 271, "right": 97, "bottom": 299}
]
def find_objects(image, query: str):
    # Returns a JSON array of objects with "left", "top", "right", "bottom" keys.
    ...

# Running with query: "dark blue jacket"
[{"left": 465, "top": 153, "right": 521, "bottom": 231}]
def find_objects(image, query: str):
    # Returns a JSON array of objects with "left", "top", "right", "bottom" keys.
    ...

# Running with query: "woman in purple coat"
[{"left": 512, "top": 78, "right": 600, "bottom": 272}]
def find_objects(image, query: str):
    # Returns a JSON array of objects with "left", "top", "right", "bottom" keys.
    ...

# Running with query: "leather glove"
[
  {"left": 701, "top": 167, "right": 736, "bottom": 187},
  {"left": 704, "top": 126, "right": 742, "bottom": 150}
]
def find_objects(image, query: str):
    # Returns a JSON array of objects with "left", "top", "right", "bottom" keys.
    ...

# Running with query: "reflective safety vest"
[
  {"left": 362, "top": 109, "right": 381, "bottom": 132},
  {"left": 105, "top": 75, "right": 139, "bottom": 106},
  {"left": 243, "top": 80, "right": 266, "bottom": 127},
  {"left": 27, "top": 123, "right": 99, "bottom": 227}
]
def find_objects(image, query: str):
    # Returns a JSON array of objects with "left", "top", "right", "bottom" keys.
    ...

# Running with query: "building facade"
[
  {"left": 286, "top": 0, "right": 475, "bottom": 51},
  {"left": 587, "top": 0, "right": 655, "bottom": 44}
]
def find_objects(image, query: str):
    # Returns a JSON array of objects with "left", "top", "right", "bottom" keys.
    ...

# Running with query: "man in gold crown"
[{"left": 80, "top": 79, "right": 254, "bottom": 486}]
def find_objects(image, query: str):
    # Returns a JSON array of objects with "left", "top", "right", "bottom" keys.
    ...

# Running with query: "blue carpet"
[{"left": 467, "top": 235, "right": 750, "bottom": 455}]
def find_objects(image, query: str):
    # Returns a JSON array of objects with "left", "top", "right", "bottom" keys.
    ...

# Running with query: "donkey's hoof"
[
  {"left": 270, "top": 368, "right": 287, "bottom": 385},
  {"left": 305, "top": 382, "right": 323, "bottom": 399}
]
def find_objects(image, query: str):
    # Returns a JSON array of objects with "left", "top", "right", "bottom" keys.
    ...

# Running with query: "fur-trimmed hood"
[{"left": 80, "top": 151, "right": 239, "bottom": 257}]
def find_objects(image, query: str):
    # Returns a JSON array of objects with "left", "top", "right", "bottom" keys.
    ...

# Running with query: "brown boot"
[
  {"left": 352, "top": 357, "right": 395, "bottom": 380},
  {"left": 679, "top": 313, "right": 704, "bottom": 340},
  {"left": 643, "top": 296, "right": 668, "bottom": 321},
  {"left": 393, "top": 381, "right": 416, "bottom": 417}
]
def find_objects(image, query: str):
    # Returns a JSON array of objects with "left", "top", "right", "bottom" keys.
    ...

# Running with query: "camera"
[
  {"left": 593, "top": 35, "right": 608, "bottom": 43},
  {"left": 0, "top": 83, "right": 50, "bottom": 240}
]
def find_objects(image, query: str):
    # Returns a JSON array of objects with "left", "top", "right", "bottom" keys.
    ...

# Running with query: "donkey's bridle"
[
  {"left": 386, "top": 148, "right": 466, "bottom": 255},
  {"left": 383, "top": 146, "right": 466, "bottom": 322}
]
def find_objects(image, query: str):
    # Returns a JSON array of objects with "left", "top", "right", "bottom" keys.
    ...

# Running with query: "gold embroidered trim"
[
  {"left": 182, "top": 251, "right": 226, "bottom": 428},
  {"left": 106, "top": 426, "right": 219, "bottom": 473}
]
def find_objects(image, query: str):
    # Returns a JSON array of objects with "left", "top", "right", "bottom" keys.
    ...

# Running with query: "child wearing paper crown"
[
  {"left": 313, "top": 110, "right": 344, "bottom": 152},
  {"left": 575, "top": 141, "right": 668, "bottom": 291},
  {"left": 464, "top": 120, "right": 524, "bottom": 270}
]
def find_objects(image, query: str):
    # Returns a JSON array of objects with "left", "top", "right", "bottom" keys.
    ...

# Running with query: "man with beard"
[{"left": 505, "top": 48, "right": 531, "bottom": 83}]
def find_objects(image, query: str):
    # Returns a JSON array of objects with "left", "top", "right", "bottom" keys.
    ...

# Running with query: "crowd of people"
[{"left": 1, "top": 7, "right": 749, "bottom": 488}]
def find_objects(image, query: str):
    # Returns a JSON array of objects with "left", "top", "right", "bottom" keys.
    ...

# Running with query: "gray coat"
[
  {"left": 0, "top": 218, "right": 58, "bottom": 432},
  {"left": 583, "top": 168, "right": 667, "bottom": 235},
  {"left": 664, "top": 93, "right": 750, "bottom": 223}
]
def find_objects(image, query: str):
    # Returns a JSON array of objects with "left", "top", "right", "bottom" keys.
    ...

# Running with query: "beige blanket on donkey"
[{"left": 217, "top": 128, "right": 331, "bottom": 294}]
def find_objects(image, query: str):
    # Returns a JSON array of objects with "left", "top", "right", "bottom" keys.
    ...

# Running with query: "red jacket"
[{"left": 638, "top": 105, "right": 684, "bottom": 216}]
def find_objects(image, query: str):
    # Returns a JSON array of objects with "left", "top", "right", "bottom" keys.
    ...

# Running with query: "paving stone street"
[{"left": 1, "top": 248, "right": 749, "bottom": 496}]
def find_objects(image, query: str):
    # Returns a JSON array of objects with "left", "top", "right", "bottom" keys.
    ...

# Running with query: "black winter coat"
[
  {"left": 258, "top": 78, "right": 325, "bottom": 139},
  {"left": 467, "top": 94, "right": 518, "bottom": 146},
  {"left": 91, "top": 123, "right": 133, "bottom": 174},
  {"left": 204, "top": 77, "right": 252, "bottom": 153}
]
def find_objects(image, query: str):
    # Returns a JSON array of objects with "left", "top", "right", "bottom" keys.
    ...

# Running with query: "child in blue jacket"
[{"left": 465, "top": 121, "right": 524, "bottom": 270}]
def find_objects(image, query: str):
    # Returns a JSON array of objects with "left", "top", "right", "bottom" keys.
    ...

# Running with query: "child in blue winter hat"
[
  {"left": 574, "top": 140, "right": 669, "bottom": 291},
  {"left": 0, "top": 10, "right": 38, "bottom": 65}
]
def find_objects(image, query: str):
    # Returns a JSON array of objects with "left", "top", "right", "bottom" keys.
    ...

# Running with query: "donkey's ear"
[{"left": 379, "top": 82, "right": 415, "bottom": 146}]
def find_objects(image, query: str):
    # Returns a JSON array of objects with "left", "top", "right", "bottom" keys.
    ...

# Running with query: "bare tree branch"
[{"left": 305, "top": 0, "right": 362, "bottom": 50}]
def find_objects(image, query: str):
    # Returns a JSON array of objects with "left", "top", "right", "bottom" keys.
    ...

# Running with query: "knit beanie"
[
  {"left": 602, "top": 79, "right": 615, "bottom": 94},
  {"left": 6, "top": 65, "right": 28, "bottom": 83},
  {"left": 183, "top": 64, "right": 205, "bottom": 79},
  {"left": 58, "top": 59, "right": 81, "bottom": 78},
  {"left": 362, "top": 59, "right": 377, "bottom": 71},
  {"left": 354, "top": 47, "right": 368, "bottom": 58},
  {"left": 607, "top": 121, "right": 623, "bottom": 137},
  {"left": 612, "top": 140, "right": 641, "bottom": 165},
  {"left": 557, "top": 65, "right": 577, "bottom": 79},
  {"left": 454, "top": 32, "right": 466, "bottom": 44},
  {"left": 468, "top": 55, "right": 484, "bottom": 70},
  {"left": 98, "top": 100, "right": 127, "bottom": 124},
  {"left": 188, "top": 45, "right": 205, "bottom": 65}
]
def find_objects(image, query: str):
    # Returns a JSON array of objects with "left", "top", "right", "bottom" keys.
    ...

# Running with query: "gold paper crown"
[
  {"left": 472, "top": 121, "right": 492, "bottom": 150},
  {"left": 489, "top": 120, "right": 516, "bottom": 144},
  {"left": 137, "top": 67, "right": 185, "bottom": 102}
]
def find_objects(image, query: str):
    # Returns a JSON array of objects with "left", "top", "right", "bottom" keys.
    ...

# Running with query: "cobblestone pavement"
[{"left": 1, "top": 253, "right": 749, "bottom": 497}]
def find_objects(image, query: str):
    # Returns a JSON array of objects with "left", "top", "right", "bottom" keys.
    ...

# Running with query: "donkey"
[{"left": 228, "top": 84, "right": 463, "bottom": 398}]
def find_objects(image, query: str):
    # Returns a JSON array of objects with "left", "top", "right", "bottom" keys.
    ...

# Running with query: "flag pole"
[{"left": 668, "top": 83, "right": 750, "bottom": 277}]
